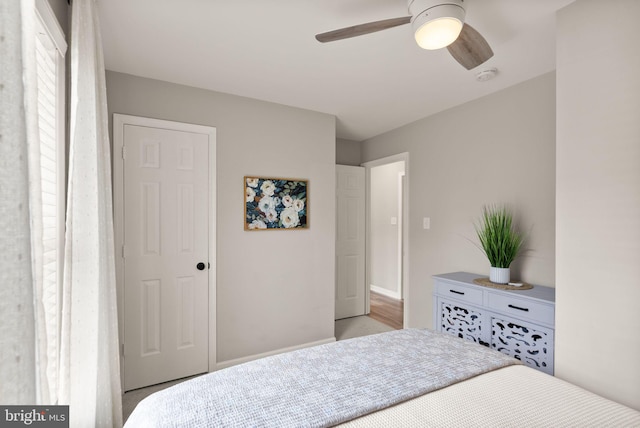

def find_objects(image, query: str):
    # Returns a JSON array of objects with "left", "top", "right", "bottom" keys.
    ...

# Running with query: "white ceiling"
[{"left": 99, "top": 0, "right": 575, "bottom": 142}]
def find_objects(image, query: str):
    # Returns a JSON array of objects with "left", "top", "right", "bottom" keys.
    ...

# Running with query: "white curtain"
[
  {"left": 0, "top": 0, "right": 42, "bottom": 404},
  {"left": 0, "top": 0, "right": 122, "bottom": 423},
  {"left": 58, "top": 0, "right": 123, "bottom": 426}
]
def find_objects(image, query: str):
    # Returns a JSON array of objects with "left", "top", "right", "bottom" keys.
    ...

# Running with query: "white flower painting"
[
  {"left": 245, "top": 176, "right": 308, "bottom": 230},
  {"left": 246, "top": 186, "right": 256, "bottom": 203}
]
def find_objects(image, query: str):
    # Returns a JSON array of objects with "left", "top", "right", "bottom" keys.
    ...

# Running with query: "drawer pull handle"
[
  {"left": 508, "top": 304, "right": 529, "bottom": 312},
  {"left": 449, "top": 290, "right": 465, "bottom": 295}
]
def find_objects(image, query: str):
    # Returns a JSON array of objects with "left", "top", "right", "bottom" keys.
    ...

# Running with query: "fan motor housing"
[{"left": 408, "top": 0, "right": 466, "bottom": 22}]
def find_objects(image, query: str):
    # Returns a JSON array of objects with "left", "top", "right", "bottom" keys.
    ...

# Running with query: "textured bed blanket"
[
  {"left": 125, "top": 329, "right": 519, "bottom": 427},
  {"left": 339, "top": 365, "right": 640, "bottom": 428}
]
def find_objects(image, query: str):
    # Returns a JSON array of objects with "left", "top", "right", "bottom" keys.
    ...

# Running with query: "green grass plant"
[{"left": 475, "top": 205, "right": 523, "bottom": 268}]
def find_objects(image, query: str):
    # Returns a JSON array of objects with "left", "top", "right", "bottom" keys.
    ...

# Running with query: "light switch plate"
[{"left": 423, "top": 217, "right": 430, "bottom": 229}]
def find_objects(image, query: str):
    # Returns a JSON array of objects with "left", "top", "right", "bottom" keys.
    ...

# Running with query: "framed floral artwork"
[{"left": 244, "top": 176, "right": 308, "bottom": 230}]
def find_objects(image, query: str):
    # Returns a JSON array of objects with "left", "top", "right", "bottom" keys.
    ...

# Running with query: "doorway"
[
  {"left": 363, "top": 153, "right": 409, "bottom": 329},
  {"left": 113, "top": 114, "right": 217, "bottom": 391}
]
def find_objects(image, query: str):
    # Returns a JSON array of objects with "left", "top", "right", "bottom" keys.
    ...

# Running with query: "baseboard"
[
  {"left": 370, "top": 284, "right": 401, "bottom": 300},
  {"left": 214, "top": 337, "right": 336, "bottom": 371}
]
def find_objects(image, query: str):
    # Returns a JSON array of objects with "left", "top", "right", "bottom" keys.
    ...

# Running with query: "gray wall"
[
  {"left": 106, "top": 71, "right": 336, "bottom": 364},
  {"left": 362, "top": 72, "right": 556, "bottom": 329},
  {"left": 370, "top": 161, "right": 405, "bottom": 297},
  {"left": 556, "top": 0, "right": 640, "bottom": 410},
  {"left": 336, "top": 138, "right": 362, "bottom": 166}
]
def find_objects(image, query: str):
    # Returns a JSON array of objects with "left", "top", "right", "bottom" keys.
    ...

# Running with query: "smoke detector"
[{"left": 475, "top": 67, "right": 498, "bottom": 82}]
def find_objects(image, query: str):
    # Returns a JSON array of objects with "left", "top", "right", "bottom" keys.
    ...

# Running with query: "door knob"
[{"left": 196, "top": 262, "right": 206, "bottom": 271}]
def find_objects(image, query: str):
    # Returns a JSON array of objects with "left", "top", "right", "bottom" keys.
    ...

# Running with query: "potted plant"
[{"left": 475, "top": 205, "right": 524, "bottom": 284}]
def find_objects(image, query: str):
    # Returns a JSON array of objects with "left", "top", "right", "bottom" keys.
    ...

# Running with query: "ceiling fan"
[{"left": 315, "top": 0, "right": 493, "bottom": 70}]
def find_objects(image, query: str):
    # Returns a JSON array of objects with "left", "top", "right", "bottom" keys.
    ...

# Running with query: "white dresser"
[{"left": 433, "top": 272, "right": 555, "bottom": 375}]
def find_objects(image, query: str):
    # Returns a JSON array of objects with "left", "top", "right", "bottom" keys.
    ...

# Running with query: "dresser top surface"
[{"left": 433, "top": 271, "right": 555, "bottom": 303}]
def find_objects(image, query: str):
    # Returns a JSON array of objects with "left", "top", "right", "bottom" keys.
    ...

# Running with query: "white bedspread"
[
  {"left": 340, "top": 365, "right": 640, "bottom": 428},
  {"left": 125, "top": 329, "right": 518, "bottom": 427}
]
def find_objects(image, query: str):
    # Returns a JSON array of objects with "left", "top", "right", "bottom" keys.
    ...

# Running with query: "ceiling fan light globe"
[
  {"left": 409, "top": 1, "right": 466, "bottom": 50},
  {"left": 414, "top": 17, "right": 463, "bottom": 50}
]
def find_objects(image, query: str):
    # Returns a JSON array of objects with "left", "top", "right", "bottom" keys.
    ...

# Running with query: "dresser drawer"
[
  {"left": 435, "top": 280, "right": 484, "bottom": 305},
  {"left": 487, "top": 292, "right": 554, "bottom": 325},
  {"left": 433, "top": 272, "right": 555, "bottom": 375}
]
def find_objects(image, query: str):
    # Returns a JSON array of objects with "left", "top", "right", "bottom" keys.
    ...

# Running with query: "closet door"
[
  {"left": 122, "top": 123, "right": 210, "bottom": 391},
  {"left": 335, "top": 165, "right": 366, "bottom": 320}
]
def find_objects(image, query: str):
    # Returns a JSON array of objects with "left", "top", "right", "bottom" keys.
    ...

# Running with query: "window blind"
[
  {"left": 36, "top": 33, "right": 59, "bottom": 294},
  {"left": 34, "top": 2, "right": 66, "bottom": 396}
]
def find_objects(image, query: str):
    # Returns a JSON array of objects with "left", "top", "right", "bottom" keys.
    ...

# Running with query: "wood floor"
[{"left": 369, "top": 290, "right": 403, "bottom": 330}]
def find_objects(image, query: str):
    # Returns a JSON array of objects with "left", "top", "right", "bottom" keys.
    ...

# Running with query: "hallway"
[{"left": 369, "top": 290, "right": 403, "bottom": 330}]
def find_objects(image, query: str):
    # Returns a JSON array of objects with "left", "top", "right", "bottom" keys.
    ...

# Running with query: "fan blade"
[
  {"left": 316, "top": 16, "right": 411, "bottom": 43},
  {"left": 447, "top": 23, "right": 494, "bottom": 70}
]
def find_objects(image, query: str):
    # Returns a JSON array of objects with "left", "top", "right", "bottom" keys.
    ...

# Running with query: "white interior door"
[
  {"left": 123, "top": 124, "right": 209, "bottom": 391},
  {"left": 335, "top": 165, "right": 366, "bottom": 320}
]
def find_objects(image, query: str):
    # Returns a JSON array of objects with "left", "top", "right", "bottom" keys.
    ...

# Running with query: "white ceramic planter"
[{"left": 490, "top": 267, "right": 510, "bottom": 284}]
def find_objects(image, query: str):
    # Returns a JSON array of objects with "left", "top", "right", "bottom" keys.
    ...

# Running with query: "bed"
[{"left": 124, "top": 329, "right": 640, "bottom": 427}]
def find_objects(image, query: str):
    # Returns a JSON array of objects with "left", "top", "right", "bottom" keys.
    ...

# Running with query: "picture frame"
[{"left": 244, "top": 176, "right": 308, "bottom": 230}]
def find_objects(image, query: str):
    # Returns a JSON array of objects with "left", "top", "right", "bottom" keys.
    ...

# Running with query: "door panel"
[
  {"left": 123, "top": 124, "right": 209, "bottom": 391},
  {"left": 335, "top": 165, "right": 366, "bottom": 319}
]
